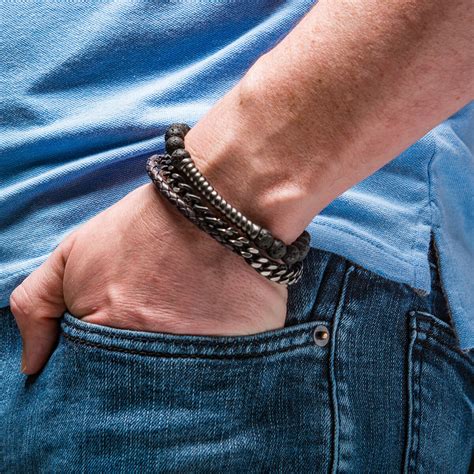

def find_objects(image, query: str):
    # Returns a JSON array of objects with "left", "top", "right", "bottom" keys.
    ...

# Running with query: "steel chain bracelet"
[{"left": 146, "top": 154, "right": 304, "bottom": 285}]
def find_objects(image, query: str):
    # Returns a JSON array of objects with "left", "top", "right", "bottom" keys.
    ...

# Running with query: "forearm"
[{"left": 185, "top": 0, "right": 473, "bottom": 241}]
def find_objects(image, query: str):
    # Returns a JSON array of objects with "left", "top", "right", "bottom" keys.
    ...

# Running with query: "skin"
[{"left": 10, "top": 0, "right": 473, "bottom": 374}]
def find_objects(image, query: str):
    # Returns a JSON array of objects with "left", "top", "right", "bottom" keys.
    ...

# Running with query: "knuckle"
[{"left": 9, "top": 284, "right": 34, "bottom": 320}]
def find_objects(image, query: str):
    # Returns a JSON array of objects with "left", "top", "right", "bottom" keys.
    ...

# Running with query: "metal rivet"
[{"left": 313, "top": 325, "right": 330, "bottom": 347}]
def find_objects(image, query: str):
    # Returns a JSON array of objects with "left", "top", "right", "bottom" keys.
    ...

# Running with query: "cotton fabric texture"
[{"left": 0, "top": 3, "right": 472, "bottom": 350}]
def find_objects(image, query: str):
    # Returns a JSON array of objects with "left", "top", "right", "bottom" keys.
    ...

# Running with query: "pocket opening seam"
[
  {"left": 411, "top": 312, "right": 471, "bottom": 360},
  {"left": 62, "top": 332, "right": 316, "bottom": 360},
  {"left": 410, "top": 311, "right": 454, "bottom": 338},
  {"left": 63, "top": 315, "right": 324, "bottom": 348},
  {"left": 417, "top": 330, "right": 474, "bottom": 365}
]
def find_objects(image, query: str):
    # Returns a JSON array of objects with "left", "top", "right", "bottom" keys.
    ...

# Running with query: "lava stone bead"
[
  {"left": 255, "top": 228, "right": 273, "bottom": 250},
  {"left": 294, "top": 240, "right": 310, "bottom": 261},
  {"left": 282, "top": 244, "right": 300, "bottom": 265},
  {"left": 267, "top": 239, "right": 287, "bottom": 260},
  {"left": 166, "top": 122, "right": 191, "bottom": 138},
  {"left": 177, "top": 123, "right": 191, "bottom": 135},
  {"left": 298, "top": 230, "right": 311, "bottom": 245},
  {"left": 171, "top": 148, "right": 191, "bottom": 161},
  {"left": 165, "top": 136, "right": 185, "bottom": 154},
  {"left": 165, "top": 125, "right": 185, "bottom": 141}
]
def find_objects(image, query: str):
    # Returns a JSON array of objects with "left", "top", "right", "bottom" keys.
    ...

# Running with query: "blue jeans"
[{"left": 1, "top": 244, "right": 472, "bottom": 472}]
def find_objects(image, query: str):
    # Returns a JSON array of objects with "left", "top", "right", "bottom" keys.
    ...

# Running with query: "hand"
[
  {"left": 10, "top": 180, "right": 287, "bottom": 375},
  {"left": 7, "top": 56, "right": 317, "bottom": 377}
]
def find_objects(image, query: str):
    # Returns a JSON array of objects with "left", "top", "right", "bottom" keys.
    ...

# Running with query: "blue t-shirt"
[{"left": 1, "top": 1, "right": 473, "bottom": 349}]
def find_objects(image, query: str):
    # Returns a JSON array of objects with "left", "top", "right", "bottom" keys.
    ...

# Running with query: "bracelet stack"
[{"left": 146, "top": 123, "right": 311, "bottom": 286}]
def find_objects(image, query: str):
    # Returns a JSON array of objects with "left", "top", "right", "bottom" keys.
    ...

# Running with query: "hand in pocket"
[{"left": 9, "top": 183, "right": 287, "bottom": 375}]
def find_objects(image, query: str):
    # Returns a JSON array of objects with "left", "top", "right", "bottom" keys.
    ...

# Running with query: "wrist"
[
  {"left": 183, "top": 79, "right": 315, "bottom": 244},
  {"left": 136, "top": 181, "right": 288, "bottom": 328}
]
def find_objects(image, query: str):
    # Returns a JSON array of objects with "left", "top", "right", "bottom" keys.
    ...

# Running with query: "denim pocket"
[
  {"left": 50, "top": 251, "right": 342, "bottom": 471},
  {"left": 60, "top": 247, "right": 339, "bottom": 359},
  {"left": 404, "top": 310, "right": 474, "bottom": 473},
  {"left": 61, "top": 311, "right": 326, "bottom": 360},
  {"left": 51, "top": 312, "right": 335, "bottom": 472}
]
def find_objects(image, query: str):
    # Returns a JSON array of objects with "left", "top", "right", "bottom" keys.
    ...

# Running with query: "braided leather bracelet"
[{"left": 146, "top": 123, "right": 311, "bottom": 285}]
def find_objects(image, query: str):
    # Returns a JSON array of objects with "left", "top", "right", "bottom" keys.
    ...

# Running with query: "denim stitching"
[
  {"left": 418, "top": 331, "right": 474, "bottom": 366},
  {"left": 62, "top": 332, "right": 316, "bottom": 360},
  {"left": 329, "top": 263, "right": 355, "bottom": 474},
  {"left": 65, "top": 323, "right": 311, "bottom": 345},
  {"left": 415, "top": 313, "right": 472, "bottom": 359},
  {"left": 412, "top": 328, "right": 425, "bottom": 473},
  {"left": 414, "top": 313, "right": 452, "bottom": 334},
  {"left": 405, "top": 313, "right": 474, "bottom": 472},
  {"left": 63, "top": 318, "right": 322, "bottom": 349},
  {"left": 408, "top": 325, "right": 422, "bottom": 473},
  {"left": 404, "top": 314, "right": 417, "bottom": 473}
]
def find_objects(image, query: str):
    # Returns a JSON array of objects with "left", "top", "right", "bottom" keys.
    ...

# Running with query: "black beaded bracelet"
[{"left": 164, "top": 123, "right": 311, "bottom": 265}]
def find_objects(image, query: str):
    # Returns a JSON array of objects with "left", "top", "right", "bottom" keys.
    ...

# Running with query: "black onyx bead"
[
  {"left": 165, "top": 125, "right": 185, "bottom": 141},
  {"left": 255, "top": 228, "right": 273, "bottom": 250},
  {"left": 282, "top": 244, "right": 300, "bottom": 266},
  {"left": 165, "top": 136, "right": 185, "bottom": 154},
  {"left": 267, "top": 239, "right": 287, "bottom": 260}
]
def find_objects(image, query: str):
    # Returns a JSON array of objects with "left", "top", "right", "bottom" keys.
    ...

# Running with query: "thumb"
[{"left": 9, "top": 235, "right": 75, "bottom": 375}]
